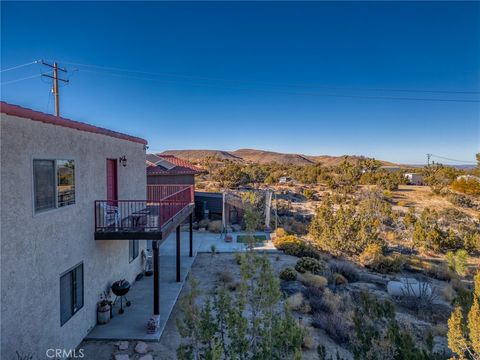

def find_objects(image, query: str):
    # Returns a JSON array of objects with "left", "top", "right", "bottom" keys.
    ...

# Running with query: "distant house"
[
  {"left": 279, "top": 176, "right": 293, "bottom": 184},
  {"left": 456, "top": 175, "right": 480, "bottom": 182},
  {"left": 404, "top": 173, "right": 424, "bottom": 185}
]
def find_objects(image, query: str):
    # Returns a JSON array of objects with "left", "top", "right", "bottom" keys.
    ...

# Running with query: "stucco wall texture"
[{"left": 0, "top": 113, "right": 147, "bottom": 359}]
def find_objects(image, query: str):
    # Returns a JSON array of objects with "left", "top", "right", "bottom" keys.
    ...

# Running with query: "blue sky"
[{"left": 1, "top": 1, "right": 479, "bottom": 164}]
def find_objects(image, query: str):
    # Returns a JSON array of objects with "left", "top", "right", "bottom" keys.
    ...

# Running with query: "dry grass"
[
  {"left": 391, "top": 185, "right": 479, "bottom": 218},
  {"left": 299, "top": 272, "right": 328, "bottom": 289},
  {"left": 286, "top": 292, "right": 305, "bottom": 311},
  {"left": 301, "top": 325, "right": 316, "bottom": 350}
]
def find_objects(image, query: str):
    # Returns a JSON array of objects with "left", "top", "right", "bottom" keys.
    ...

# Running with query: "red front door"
[{"left": 106, "top": 159, "right": 118, "bottom": 203}]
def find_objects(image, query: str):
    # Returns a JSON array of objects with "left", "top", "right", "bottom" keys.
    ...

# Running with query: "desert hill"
[{"left": 162, "top": 148, "right": 397, "bottom": 166}]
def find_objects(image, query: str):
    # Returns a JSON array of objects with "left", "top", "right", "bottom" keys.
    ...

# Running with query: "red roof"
[
  {"left": 146, "top": 154, "right": 204, "bottom": 175},
  {"left": 0, "top": 101, "right": 147, "bottom": 145}
]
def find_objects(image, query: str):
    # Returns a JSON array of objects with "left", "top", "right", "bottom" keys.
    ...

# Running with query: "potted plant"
[{"left": 97, "top": 291, "right": 111, "bottom": 325}]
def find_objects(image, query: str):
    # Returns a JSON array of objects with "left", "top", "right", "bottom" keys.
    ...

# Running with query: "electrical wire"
[
  {"left": 0, "top": 74, "right": 43, "bottom": 85},
  {"left": 0, "top": 60, "right": 40, "bottom": 73},
  {"left": 77, "top": 68, "right": 480, "bottom": 103},
  {"left": 429, "top": 154, "right": 477, "bottom": 164},
  {"left": 58, "top": 60, "right": 480, "bottom": 95}
]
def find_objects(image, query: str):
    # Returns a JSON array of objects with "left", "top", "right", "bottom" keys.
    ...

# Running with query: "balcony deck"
[{"left": 94, "top": 185, "right": 194, "bottom": 241}]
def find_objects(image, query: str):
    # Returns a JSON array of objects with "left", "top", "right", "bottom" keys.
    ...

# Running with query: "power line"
[
  {"left": 59, "top": 60, "right": 480, "bottom": 95},
  {"left": 429, "top": 154, "right": 477, "bottom": 164},
  {"left": 77, "top": 68, "right": 480, "bottom": 103},
  {"left": 0, "top": 60, "right": 40, "bottom": 73},
  {"left": 0, "top": 74, "right": 43, "bottom": 85}
]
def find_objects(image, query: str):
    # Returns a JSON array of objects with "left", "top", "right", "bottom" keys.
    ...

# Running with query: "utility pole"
[
  {"left": 426, "top": 153, "right": 432, "bottom": 167},
  {"left": 41, "top": 61, "right": 68, "bottom": 116}
]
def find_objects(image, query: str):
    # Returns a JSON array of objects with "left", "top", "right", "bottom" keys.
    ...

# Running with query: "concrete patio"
[
  {"left": 86, "top": 230, "right": 200, "bottom": 341},
  {"left": 85, "top": 230, "right": 276, "bottom": 342}
]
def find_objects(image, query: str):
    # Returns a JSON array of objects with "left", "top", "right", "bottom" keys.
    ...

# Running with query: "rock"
[
  {"left": 280, "top": 281, "right": 306, "bottom": 296},
  {"left": 139, "top": 355, "right": 154, "bottom": 360},
  {"left": 114, "top": 355, "right": 129, "bottom": 360},
  {"left": 387, "top": 278, "right": 432, "bottom": 298},
  {"left": 134, "top": 341, "right": 149, "bottom": 354},
  {"left": 116, "top": 341, "right": 129, "bottom": 350}
]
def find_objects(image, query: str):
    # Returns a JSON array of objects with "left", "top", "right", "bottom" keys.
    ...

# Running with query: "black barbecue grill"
[{"left": 111, "top": 279, "right": 131, "bottom": 314}]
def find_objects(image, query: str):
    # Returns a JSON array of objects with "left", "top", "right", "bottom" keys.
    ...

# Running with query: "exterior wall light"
[{"left": 119, "top": 155, "right": 127, "bottom": 167}]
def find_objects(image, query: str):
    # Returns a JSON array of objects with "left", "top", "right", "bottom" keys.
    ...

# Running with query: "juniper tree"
[
  {"left": 176, "top": 208, "right": 304, "bottom": 360},
  {"left": 448, "top": 271, "right": 480, "bottom": 360}
]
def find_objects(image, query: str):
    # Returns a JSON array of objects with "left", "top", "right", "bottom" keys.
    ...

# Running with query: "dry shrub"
[
  {"left": 286, "top": 292, "right": 304, "bottom": 311},
  {"left": 299, "top": 272, "right": 328, "bottom": 289},
  {"left": 208, "top": 220, "right": 222, "bottom": 233},
  {"left": 309, "top": 289, "right": 341, "bottom": 314},
  {"left": 301, "top": 325, "right": 316, "bottom": 349},
  {"left": 303, "top": 286, "right": 324, "bottom": 301},
  {"left": 427, "top": 264, "right": 456, "bottom": 281},
  {"left": 311, "top": 311, "right": 351, "bottom": 344},
  {"left": 360, "top": 245, "right": 404, "bottom": 274},
  {"left": 333, "top": 273, "right": 348, "bottom": 286},
  {"left": 219, "top": 270, "right": 234, "bottom": 284},
  {"left": 299, "top": 302, "right": 312, "bottom": 314},
  {"left": 430, "top": 323, "right": 448, "bottom": 337},
  {"left": 440, "top": 283, "right": 455, "bottom": 302},
  {"left": 397, "top": 200, "right": 408, "bottom": 207},
  {"left": 328, "top": 260, "right": 360, "bottom": 282}
]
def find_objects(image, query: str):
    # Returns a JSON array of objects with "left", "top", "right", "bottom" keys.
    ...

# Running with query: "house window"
[
  {"left": 129, "top": 240, "right": 139, "bottom": 262},
  {"left": 60, "top": 263, "right": 83, "bottom": 326},
  {"left": 34, "top": 159, "right": 75, "bottom": 212}
]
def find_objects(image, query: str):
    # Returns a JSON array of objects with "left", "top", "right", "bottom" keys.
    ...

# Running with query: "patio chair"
[{"left": 101, "top": 203, "right": 121, "bottom": 229}]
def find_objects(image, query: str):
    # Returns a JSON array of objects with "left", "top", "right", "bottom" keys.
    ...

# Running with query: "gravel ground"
[{"left": 81, "top": 252, "right": 354, "bottom": 360}]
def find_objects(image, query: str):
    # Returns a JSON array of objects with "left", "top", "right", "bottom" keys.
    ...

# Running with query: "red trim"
[{"left": 0, "top": 101, "right": 147, "bottom": 145}]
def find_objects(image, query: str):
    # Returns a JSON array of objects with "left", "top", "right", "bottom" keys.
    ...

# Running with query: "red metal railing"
[
  {"left": 95, "top": 185, "right": 194, "bottom": 233},
  {"left": 147, "top": 184, "right": 194, "bottom": 203}
]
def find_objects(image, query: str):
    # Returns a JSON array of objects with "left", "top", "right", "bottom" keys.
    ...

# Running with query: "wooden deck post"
[
  {"left": 176, "top": 226, "right": 181, "bottom": 282},
  {"left": 152, "top": 240, "right": 160, "bottom": 315},
  {"left": 189, "top": 213, "right": 193, "bottom": 257}
]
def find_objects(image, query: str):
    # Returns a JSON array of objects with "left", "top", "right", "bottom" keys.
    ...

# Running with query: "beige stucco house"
[{"left": 0, "top": 102, "right": 149, "bottom": 358}]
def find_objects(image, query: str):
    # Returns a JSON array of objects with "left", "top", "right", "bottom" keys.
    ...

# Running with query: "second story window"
[{"left": 33, "top": 159, "right": 75, "bottom": 213}]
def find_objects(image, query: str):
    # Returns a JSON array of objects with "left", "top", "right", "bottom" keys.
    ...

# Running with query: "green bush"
[
  {"left": 446, "top": 249, "right": 469, "bottom": 276},
  {"left": 295, "top": 257, "right": 326, "bottom": 275},
  {"left": 280, "top": 267, "right": 297, "bottom": 281}
]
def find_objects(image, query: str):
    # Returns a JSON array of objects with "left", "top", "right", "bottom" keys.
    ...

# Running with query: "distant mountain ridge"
[{"left": 162, "top": 148, "right": 397, "bottom": 166}]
